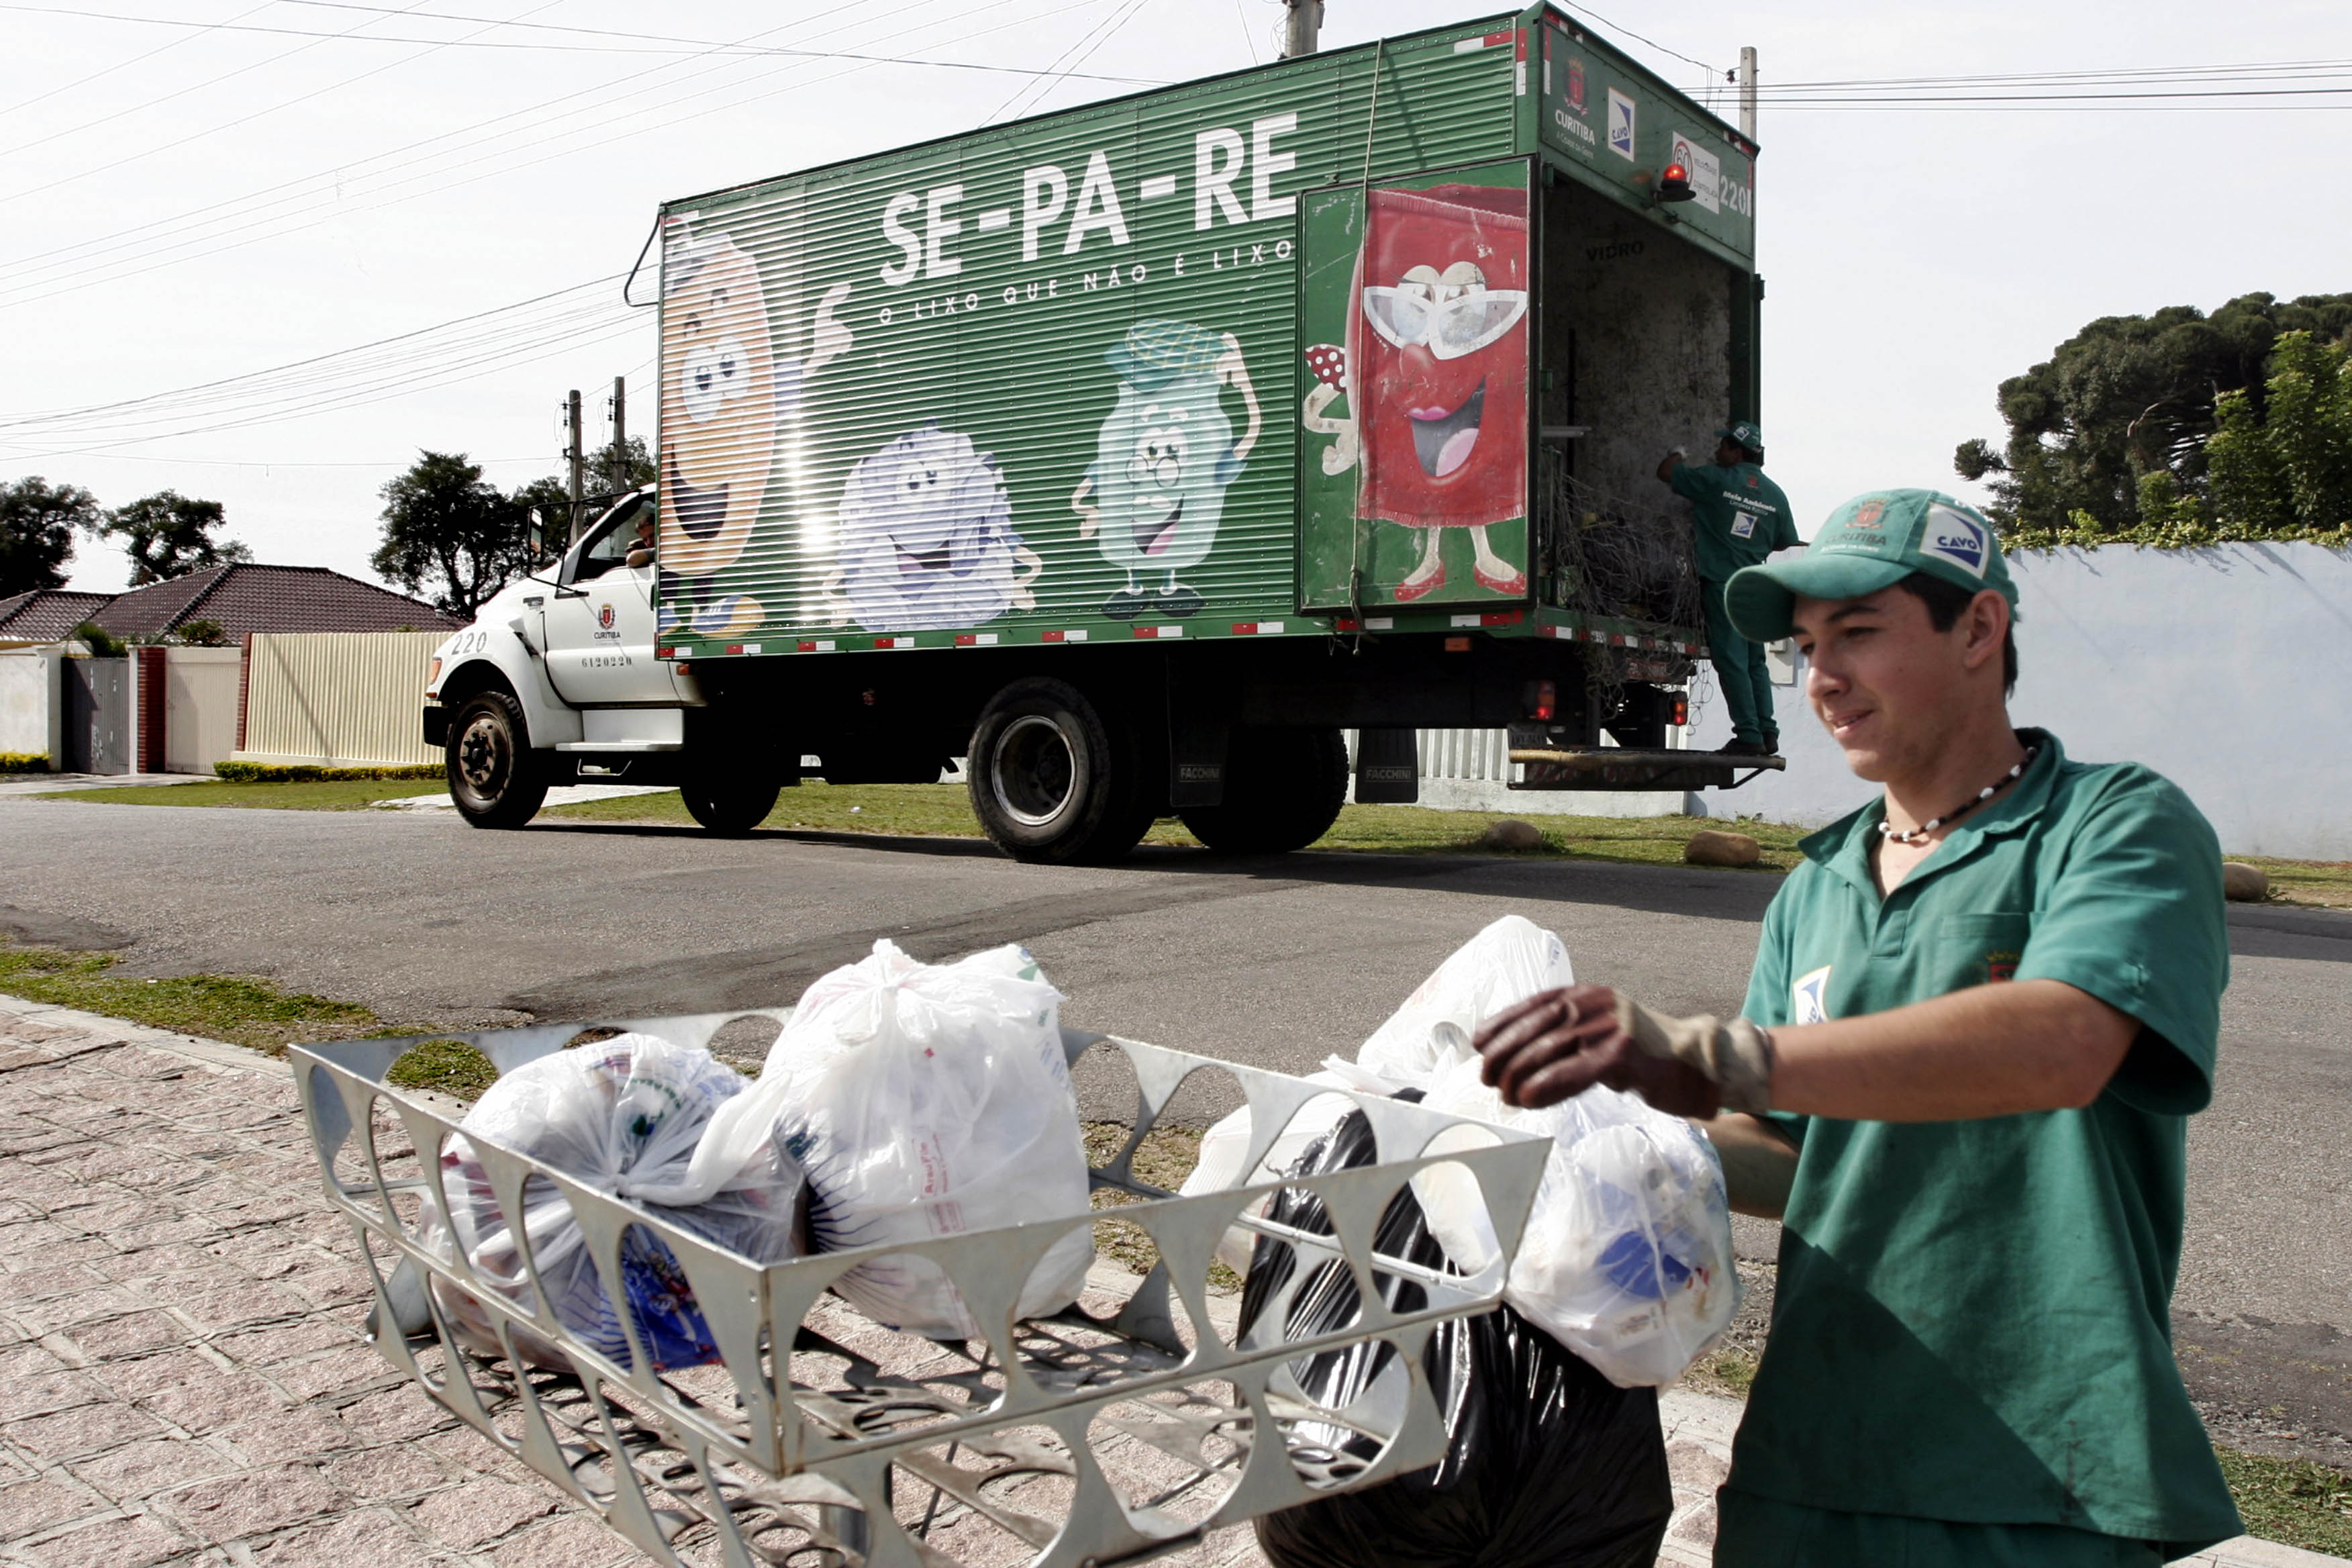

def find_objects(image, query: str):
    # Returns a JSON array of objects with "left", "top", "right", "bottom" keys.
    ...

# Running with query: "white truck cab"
[{"left": 422, "top": 491, "right": 780, "bottom": 834}]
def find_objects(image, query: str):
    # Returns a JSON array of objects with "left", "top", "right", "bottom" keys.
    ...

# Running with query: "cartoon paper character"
[
  {"left": 1072, "top": 320, "right": 1259, "bottom": 620},
  {"left": 825, "top": 424, "right": 1042, "bottom": 632},
  {"left": 656, "top": 225, "right": 853, "bottom": 637},
  {"left": 1302, "top": 185, "right": 1530, "bottom": 601}
]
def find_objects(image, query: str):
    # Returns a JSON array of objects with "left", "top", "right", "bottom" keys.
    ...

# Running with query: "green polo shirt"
[
  {"left": 1726, "top": 730, "right": 2241, "bottom": 1551},
  {"left": 1669, "top": 460, "right": 1798, "bottom": 582}
]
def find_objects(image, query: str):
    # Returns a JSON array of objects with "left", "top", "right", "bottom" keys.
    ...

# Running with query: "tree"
[
  {"left": 0, "top": 476, "right": 101, "bottom": 596},
  {"left": 1956, "top": 292, "right": 2352, "bottom": 537},
  {"left": 99, "top": 490, "right": 250, "bottom": 584},
  {"left": 372, "top": 451, "right": 532, "bottom": 618},
  {"left": 2144, "top": 332, "right": 2352, "bottom": 540}
]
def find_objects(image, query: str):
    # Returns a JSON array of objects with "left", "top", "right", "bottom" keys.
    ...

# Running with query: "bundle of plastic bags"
[
  {"left": 423, "top": 1033, "right": 805, "bottom": 1372},
  {"left": 1243, "top": 1106, "right": 1672, "bottom": 1568},
  {"left": 683, "top": 940, "right": 1095, "bottom": 1340},
  {"left": 1414, "top": 1058, "right": 1737, "bottom": 1388},
  {"left": 1185, "top": 914, "right": 1735, "bottom": 1387}
]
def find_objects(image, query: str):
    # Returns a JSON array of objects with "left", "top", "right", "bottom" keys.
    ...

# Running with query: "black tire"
[
  {"left": 679, "top": 771, "right": 779, "bottom": 835},
  {"left": 967, "top": 677, "right": 1150, "bottom": 865},
  {"left": 445, "top": 689, "right": 548, "bottom": 829},
  {"left": 1179, "top": 726, "right": 1348, "bottom": 855}
]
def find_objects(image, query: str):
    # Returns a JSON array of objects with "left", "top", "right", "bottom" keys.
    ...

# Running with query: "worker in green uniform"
[
  {"left": 1473, "top": 488, "right": 2241, "bottom": 1565},
  {"left": 1657, "top": 421, "right": 1800, "bottom": 755}
]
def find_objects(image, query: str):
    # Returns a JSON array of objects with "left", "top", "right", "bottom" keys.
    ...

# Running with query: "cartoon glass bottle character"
[
  {"left": 1302, "top": 184, "right": 1531, "bottom": 602},
  {"left": 1073, "top": 319, "right": 1260, "bottom": 620}
]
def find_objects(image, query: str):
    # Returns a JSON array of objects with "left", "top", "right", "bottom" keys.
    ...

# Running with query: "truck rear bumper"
[
  {"left": 421, "top": 705, "right": 448, "bottom": 748},
  {"left": 1510, "top": 747, "right": 1785, "bottom": 793}
]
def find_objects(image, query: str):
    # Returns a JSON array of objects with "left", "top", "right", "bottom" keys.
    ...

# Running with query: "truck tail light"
[
  {"left": 1532, "top": 679, "right": 1556, "bottom": 722},
  {"left": 1670, "top": 693, "right": 1689, "bottom": 727},
  {"left": 425, "top": 657, "right": 441, "bottom": 694}
]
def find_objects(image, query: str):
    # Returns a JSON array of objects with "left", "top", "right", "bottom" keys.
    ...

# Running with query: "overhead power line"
[
  {"left": 0, "top": 1, "right": 1163, "bottom": 79},
  {"left": 0, "top": 0, "right": 1106, "bottom": 311}
]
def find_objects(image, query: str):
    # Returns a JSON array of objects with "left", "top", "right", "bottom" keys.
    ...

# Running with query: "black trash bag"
[{"left": 1240, "top": 1101, "right": 1671, "bottom": 1568}]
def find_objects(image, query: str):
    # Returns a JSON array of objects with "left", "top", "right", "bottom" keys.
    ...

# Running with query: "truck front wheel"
[
  {"left": 1179, "top": 726, "right": 1348, "bottom": 855},
  {"left": 679, "top": 773, "right": 779, "bottom": 835},
  {"left": 446, "top": 690, "right": 549, "bottom": 829},
  {"left": 969, "top": 678, "right": 1150, "bottom": 865}
]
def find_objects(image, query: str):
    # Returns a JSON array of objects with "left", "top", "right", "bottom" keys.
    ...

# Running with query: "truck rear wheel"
[
  {"left": 1179, "top": 726, "right": 1347, "bottom": 855},
  {"left": 680, "top": 773, "right": 779, "bottom": 836},
  {"left": 968, "top": 678, "right": 1150, "bottom": 865},
  {"left": 446, "top": 690, "right": 548, "bottom": 830}
]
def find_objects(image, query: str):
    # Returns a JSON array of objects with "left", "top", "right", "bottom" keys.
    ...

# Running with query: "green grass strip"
[{"left": 0, "top": 941, "right": 384, "bottom": 1054}]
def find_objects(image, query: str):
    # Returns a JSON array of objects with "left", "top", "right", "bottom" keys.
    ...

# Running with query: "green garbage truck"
[{"left": 423, "top": 4, "right": 1777, "bottom": 861}]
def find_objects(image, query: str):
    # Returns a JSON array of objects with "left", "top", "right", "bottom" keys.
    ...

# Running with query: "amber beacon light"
[{"left": 1657, "top": 160, "right": 1696, "bottom": 202}]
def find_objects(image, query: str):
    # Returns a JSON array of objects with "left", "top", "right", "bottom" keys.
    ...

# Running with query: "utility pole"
[
  {"left": 1739, "top": 46, "right": 1757, "bottom": 140},
  {"left": 1281, "top": 0, "right": 1320, "bottom": 58},
  {"left": 608, "top": 376, "right": 628, "bottom": 495},
  {"left": 566, "top": 389, "right": 584, "bottom": 542}
]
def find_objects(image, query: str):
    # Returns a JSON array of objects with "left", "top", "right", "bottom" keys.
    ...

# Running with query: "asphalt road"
[{"left": 5, "top": 793, "right": 2349, "bottom": 1464}]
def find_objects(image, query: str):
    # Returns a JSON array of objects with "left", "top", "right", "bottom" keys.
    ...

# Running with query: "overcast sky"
[{"left": 5, "top": 0, "right": 2347, "bottom": 595}]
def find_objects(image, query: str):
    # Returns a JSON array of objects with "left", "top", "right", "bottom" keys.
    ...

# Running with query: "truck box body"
[
  {"left": 650, "top": 6, "right": 1757, "bottom": 665},
  {"left": 422, "top": 6, "right": 1771, "bottom": 848}
]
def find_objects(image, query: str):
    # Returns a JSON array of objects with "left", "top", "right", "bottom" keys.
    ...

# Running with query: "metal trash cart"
[{"left": 291, "top": 1012, "right": 1549, "bottom": 1568}]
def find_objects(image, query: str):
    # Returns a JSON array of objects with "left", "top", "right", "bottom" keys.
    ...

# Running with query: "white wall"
[
  {"left": 0, "top": 649, "right": 57, "bottom": 761},
  {"left": 1683, "top": 542, "right": 2352, "bottom": 861}
]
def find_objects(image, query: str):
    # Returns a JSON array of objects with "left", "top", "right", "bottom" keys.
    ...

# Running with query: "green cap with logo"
[
  {"left": 1724, "top": 487, "right": 2018, "bottom": 642},
  {"left": 1715, "top": 420, "right": 1763, "bottom": 456}
]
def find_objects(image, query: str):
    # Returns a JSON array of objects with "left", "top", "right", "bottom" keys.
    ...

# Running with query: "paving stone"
[
  {"left": 489, "top": 1512, "right": 644, "bottom": 1568},
  {"left": 61, "top": 1312, "right": 189, "bottom": 1362},
  {"left": 15, "top": 1510, "right": 195, "bottom": 1568},
  {"left": 11, "top": 1287, "right": 151, "bottom": 1336},
  {"left": 5, "top": 1400, "right": 165, "bottom": 1459},
  {"left": 266, "top": 1344, "right": 402, "bottom": 1404},
  {"left": 0, "top": 1263, "right": 107, "bottom": 1300},
  {"left": 134, "top": 1367, "right": 293, "bottom": 1435},
  {"left": 324, "top": 1444, "right": 451, "bottom": 1501},
  {"left": 0, "top": 1369, "right": 97, "bottom": 1422},
  {"left": 215, "top": 1320, "right": 359, "bottom": 1365},
  {"left": 338, "top": 1386, "right": 460, "bottom": 1443},
  {"left": 251, "top": 1504, "right": 459, "bottom": 1567},
  {"left": 73, "top": 1437, "right": 243, "bottom": 1498},
  {"left": 153, "top": 1463, "right": 346, "bottom": 1541},
  {"left": 0, "top": 1477, "right": 107, "bottom": 1537},
  {"left": 215, "top": 1404, "right": 362, "bottom": 1468},
  {"left": 408, "top": 1475, "right": 557, "bottom": 1549}
]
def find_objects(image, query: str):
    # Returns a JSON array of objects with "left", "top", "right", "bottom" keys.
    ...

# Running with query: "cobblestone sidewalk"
[
  {"left": 2, "top": 993, "right": 2339, "bottom": 1568},
  {"left": 0, "top": 999, "right": 643, "bottom": 1567}
]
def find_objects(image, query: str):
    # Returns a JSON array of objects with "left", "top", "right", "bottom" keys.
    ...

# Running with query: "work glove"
[{"left": 1474, "top": 984, "right": 1775, "bottom": 1120}]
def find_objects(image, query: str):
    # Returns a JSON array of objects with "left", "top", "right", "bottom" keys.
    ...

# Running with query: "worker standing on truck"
[
  {"left": 1657, "top": 420, "right": 1798, "bottom": 756},
  {"left": 1471, "top": 488, "right": 2243, "bottom": 1566}
]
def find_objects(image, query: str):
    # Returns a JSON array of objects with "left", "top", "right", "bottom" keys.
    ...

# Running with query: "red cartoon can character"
[{"left": 1348, "top": 183, "right": 1530, "bottom": 599}]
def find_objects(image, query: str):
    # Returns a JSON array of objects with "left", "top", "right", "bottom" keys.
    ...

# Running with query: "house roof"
[
  {"left": 0, "top": 589, "right": 117, "bottom": 643},
  {"left": 88, "top": 564, "right": 464, "bottom": 638}
]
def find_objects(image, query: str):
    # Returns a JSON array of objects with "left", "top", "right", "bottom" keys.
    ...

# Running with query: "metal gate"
[{"left": 63, "top": 657, "right": 129, "bottom": 774}]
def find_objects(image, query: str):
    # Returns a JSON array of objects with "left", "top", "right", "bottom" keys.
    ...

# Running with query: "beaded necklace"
[{"left": 1877, "top": 746, "right": 2037, "bottom": 846}]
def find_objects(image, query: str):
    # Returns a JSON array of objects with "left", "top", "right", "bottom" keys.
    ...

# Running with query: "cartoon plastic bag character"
[
  {"left": 1073, "top": 319, "right": 1259, "bottom": 620},
  {"left": 1302, "top": 184, "right": 1530, "bottom": 603},
  {"left": 826, "top": 424, "right": 1042, "bottom": 633},
  {"left": 656, "top": 222, "right": 853, "bottom": 638}
]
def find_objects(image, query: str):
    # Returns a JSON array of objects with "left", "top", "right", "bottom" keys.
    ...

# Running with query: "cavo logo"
[{"left": 1921, "top": 504, "right": 1988, "bottom": 577}]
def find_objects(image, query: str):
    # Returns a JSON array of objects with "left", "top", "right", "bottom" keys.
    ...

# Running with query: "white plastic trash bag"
[
  {"left": 423, "top": 1033, "right": 805, "bottom": 1372},
  {"left": 1416, "top": 1055, "right": 1737, "bottom": 1387},
  {"left": 1355, "top": 915, "right": 1573, "bottom": 1089},
  {"left": 724, "top": 940, "right": 1095, "bottom": 1340}
]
